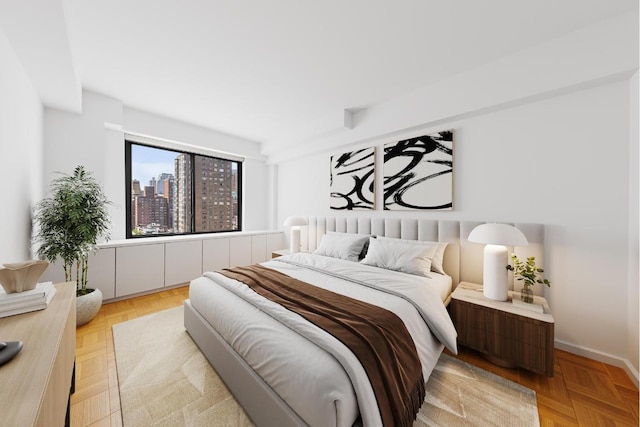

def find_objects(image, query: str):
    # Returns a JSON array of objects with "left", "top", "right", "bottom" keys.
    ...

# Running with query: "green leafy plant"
[
  {"left": 34, "top": 166, "right": 112, "bottom": 295},
  {"left": 506, "top": 255, "right": 551, "bottom": 288}
]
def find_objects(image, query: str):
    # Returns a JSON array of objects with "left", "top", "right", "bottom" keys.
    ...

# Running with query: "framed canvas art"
[
  {"left": 330, "top": 147, "right": 375, "bottom": 210},
  {"left": 383, "top": 130, "right": 453, "bottom": 210}
]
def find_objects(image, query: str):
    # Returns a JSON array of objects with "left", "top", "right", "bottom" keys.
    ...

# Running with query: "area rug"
[{"left": 113, "top": 306, "right": 540, "bottom": 426}]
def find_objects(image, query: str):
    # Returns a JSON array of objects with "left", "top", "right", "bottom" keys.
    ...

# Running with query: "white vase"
[
  {"left": 0, "top": 260, "right": 49, "bottom": 293},
  {"left": 76, "top": 288, "right": 102, "bottom": 326}
]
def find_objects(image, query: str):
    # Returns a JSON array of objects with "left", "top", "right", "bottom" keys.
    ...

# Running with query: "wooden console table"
[{"left": 0, "top": 283, "right": 76, "bottom": 426}]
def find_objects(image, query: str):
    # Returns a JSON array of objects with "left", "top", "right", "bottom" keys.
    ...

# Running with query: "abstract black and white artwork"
[
  {"left": 383, "top": 130, "right": 453, "bottom": 210},
  {"left": 330, "top": 147, "right": 375, "bottom": 210}
]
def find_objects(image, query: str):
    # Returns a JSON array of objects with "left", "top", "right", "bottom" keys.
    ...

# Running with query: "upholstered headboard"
[{"left": 297, "top": 217, "right": 545, "bottom": 293}]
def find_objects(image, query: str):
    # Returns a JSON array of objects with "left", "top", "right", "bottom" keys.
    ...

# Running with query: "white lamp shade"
[
  {"left": 283, "top": 216, "right": 308, "bottom": 227},
  {"left": 468, "top": 223, "right": 528, "bottom": 246}
]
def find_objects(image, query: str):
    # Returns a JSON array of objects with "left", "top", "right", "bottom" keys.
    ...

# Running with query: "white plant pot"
[{"left": 76, "top": 288, "right": 102, "bottom": 326}]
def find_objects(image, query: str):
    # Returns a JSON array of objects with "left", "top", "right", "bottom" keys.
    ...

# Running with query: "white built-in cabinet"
[
  {"left": 202, "top": 238, "right": 230, "bottom": 272},
  {"left": 40, "top": 231, "right": 286, "bottom": 301},
  {"left": 165, "top": 240, "right": 203, "bottom": 286},
  {"left": 251, "top": 235, "right": 268, "bottom": 264},
  {"left": 116, "top": 243, "right": 165, "bottom": 296},
  {"left": 230, "top": 236, "right": 253, "bottom": 267},
  {"left": 89, "top": 247, "right": 116, "bottom": 300}
]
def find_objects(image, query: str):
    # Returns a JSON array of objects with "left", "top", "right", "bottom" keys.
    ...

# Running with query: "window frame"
[{"left": 125, "top": 139, "right": 243, "bottom": 239}]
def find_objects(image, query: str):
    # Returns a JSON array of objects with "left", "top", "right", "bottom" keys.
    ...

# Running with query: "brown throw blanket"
[{"left": 219, "top": 264, "right": 425, "bottom": 427}]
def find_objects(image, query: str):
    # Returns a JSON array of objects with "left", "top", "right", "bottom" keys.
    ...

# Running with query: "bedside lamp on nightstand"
[
  {"left": 468, "top": 223, "right": 528, "bottom": 301},
  {"left": 284, "top": 216, "right": 308, "bottom": 253}
]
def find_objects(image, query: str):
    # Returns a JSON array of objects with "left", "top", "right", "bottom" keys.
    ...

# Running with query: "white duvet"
[{"left": 189, "top": 253, "right": 458, "bottom": 427}]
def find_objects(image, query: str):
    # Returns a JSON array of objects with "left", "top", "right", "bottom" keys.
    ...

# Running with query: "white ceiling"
[{"left": 1, "top": 0, "right": 637, "bottom": 151}]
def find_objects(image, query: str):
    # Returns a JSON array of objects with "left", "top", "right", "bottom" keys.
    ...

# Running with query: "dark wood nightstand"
[
  {"left": 449, "top": 282, "right": 555, "bottom": 376},
  {"left": 271, "top": 249, "right": 291, "bottom": 259}
]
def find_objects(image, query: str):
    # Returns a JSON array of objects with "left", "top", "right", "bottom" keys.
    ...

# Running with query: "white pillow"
[
  {"left": 360, "top": 237, "right": 437, "bottom": 277},
  {"left": 327, "top": 231, "right": 371, "bottom": 259},
  {"left": 314, "top": 232, "right": 370, "bottom": 262},
  {"left": 376, "top": 236, "right": 448, "bottom": 275}
]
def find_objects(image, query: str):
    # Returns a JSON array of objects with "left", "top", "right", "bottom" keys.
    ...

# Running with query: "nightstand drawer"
[{"left": 450, "top": 290, "right": 554, "bottom": 376}]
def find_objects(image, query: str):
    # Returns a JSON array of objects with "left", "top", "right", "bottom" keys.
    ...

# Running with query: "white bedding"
[{"left": 189, "top": 253, "right": 457, "bottom": 427}]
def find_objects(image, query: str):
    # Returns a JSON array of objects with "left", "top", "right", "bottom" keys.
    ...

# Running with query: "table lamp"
[
  {"left": 468, "top": 223, "right": 528, "bottom": 301},
  {"left": 283, "top": 216, "right": 308, "bottom": 253}
]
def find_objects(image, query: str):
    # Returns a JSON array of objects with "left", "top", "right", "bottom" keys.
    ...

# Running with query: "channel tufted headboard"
[{"left": 296, "top": 217, "right": 545, "bottom": 293}]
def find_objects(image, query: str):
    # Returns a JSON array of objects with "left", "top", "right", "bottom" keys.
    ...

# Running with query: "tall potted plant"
[{"left": 34, "top": 166, "right": 112, "bottom": 326}]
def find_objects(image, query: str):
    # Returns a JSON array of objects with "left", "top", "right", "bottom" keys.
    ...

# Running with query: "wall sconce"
[
  {"left": 283, "top": 216, "right": 308, "bottom": 253},
  {"left": 468, "top": 223, "right": 528, "bottom": 301}
]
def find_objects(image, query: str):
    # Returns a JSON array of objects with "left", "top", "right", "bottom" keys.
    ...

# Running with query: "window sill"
[{"left": 98, "top": 229, "right": 282, "bottom": 248}]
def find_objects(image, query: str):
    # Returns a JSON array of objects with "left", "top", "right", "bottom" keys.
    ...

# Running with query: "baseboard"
[
  {"left": 555, "top": 339, "right": 639, "bottom": 388},
  {"left": 103, "top": 282, "right": 189, "bottom": 304}
]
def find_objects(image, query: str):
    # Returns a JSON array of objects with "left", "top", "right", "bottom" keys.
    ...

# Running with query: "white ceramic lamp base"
[
  {"left": 289, "top": 227, "right": 301, "bottom": 253},
  {"left": 482, "top": 244, "right": 509, "bottom": 301}
]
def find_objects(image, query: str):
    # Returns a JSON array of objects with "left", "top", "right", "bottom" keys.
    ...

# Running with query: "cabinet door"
[
  {"left": 230, "top": 236, "right": 252, "bottom": 267},
  {"left": 39, "top": 259, "right": 66, "bottom": 284},
  {"left": 203, "top": 238, "right": 230, "bottom": 272},
  {"left": 39, "top": 249, "right": 116, "bottom": 300},
  {"left": 116, "top": 244, "right": 164, "bottom": 297},
  {"left": 165, "top": 241, "right": 202, "bottom": 286},
  {"left": 89, "top": 247, "right": 116, "bottom": 299},
  {"left": 267, "top": 232, "right": 287, "bottom": 253},
  {"left": 251, "top": 235, "right": 267, "bottom": 264}
]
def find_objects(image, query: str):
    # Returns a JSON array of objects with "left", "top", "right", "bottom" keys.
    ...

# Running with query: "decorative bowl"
[{"left": 0, "top": 260, "right": 50, "bottom": 293}]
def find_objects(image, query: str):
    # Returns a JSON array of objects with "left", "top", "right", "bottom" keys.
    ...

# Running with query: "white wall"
[
  {"left": 123, "top": 107, "right": 263, "bottom": 160},
  {"left": 122, "top": 107, "right": 269, "bottom": 231},
  {"left": 242, "top": 158, "right": 270, "bottom": 230},
  {"left": 629, "top": 71, "right": 639, "bottom": 375},
  {"left": 44, "top": 91, "right": 271, "bottom": 241},
  {"left": 267, "top": 12, "right": 638, "bottom": 165},
  {"left": 0, "top": 26, "right": 43, "bottom": 262},
  {"left": 275, "top": 12, "right": 639, "bottom": 380},
  {"left": 44, "top": 91, "right": 124, "bottom": 236},
  {"left": 277, "top": 76, "right": 637, "bottom": 378}
]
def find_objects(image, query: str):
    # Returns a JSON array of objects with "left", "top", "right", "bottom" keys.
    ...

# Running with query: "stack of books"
[{"left": 0, "top": 282, "right": 56, "bottom": 318}]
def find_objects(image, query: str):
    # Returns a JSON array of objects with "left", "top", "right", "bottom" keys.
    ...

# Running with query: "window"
[{"left": 125, "top": 139, "right": 242, "bottom": 238}]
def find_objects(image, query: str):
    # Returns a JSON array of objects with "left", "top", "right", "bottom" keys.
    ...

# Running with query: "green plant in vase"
[
  {"left": 506, "top": 255, "right": 550, "bottom": 303},
  {"left": 33, "top": 165, "right": 112, "bottom": 296}
]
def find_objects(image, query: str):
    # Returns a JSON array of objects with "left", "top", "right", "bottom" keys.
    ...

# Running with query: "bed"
[{"left": 184, "top": 217, "right": 545, "bottom": 427}]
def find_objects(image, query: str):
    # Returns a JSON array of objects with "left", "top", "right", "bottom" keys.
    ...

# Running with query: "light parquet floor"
[
  {"left": 72, "top": 286, "right": 639, "bottom": 427},
  {"left": 71, "top": 285, "right": 191, "bottom": 427}
]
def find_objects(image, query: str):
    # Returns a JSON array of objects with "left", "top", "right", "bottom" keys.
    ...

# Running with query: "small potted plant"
[
  {"left": 33, "top": 166, "right": 112, "bottom": 325},
  {"left": 506, "top": 255, "right": 550, "bottom": 303}
]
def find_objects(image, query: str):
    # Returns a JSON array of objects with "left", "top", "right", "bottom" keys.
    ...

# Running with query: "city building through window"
[{"left": 125, "top": 139, "right": 242, "bottom": 238}]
